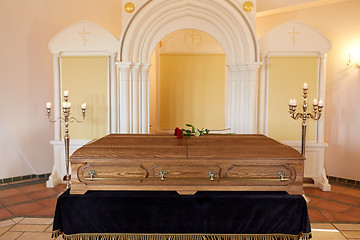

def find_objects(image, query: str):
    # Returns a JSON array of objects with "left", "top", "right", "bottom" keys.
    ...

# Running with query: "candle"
[
  {"left": 62, "top": 102, "right": 67, "bottom": 108},
  {"left": 289, "top": 99, "right": 292, "bottom": 106},
  {"left": 64, "top": 90, "right": 69, "bottom": 97},
  {"left": 81, "top": 103, "right": 87, "bottom": 110},
  {"left": 46, "top": 102, "right": 52, "bottom": 108},
  {"left": 292, "top": 99, "right": 297, "bottom": 106},
  {"left": 68, "top": 102, "right": 71, "bottom": 108},
  {"left": 303, "top": 82, "right": 308, "bottom": 90},
  {"left": 318, "top": 100, "right": 324, "bottom": 107},
  {"left": 313, "top": 98, "right": 318, "bottom": 105}
]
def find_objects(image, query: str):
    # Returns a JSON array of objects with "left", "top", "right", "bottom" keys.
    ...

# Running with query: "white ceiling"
[{"left": 256, "top": 0, "right": 321, "bottom": 12}]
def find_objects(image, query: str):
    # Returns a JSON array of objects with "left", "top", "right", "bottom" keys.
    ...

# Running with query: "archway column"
[
  {"left": 118, "top": 62, "right": 131, "bottom": 133},
  {"left": 227, "top": 63, "right": 260, "bottom": 134},
  {"left": 140, "top": 64, "right": 150, "bottom": 133},
  {"left": 117, "top": 62, "right": 150, "bottom": 134}
]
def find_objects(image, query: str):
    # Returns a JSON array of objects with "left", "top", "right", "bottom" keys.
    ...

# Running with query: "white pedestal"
[
  {"left": 283, "top": 141, "right": 331, "bottom": 191},
  {"left": 46, "top": 139, "right": 91, "bottom": 188}
]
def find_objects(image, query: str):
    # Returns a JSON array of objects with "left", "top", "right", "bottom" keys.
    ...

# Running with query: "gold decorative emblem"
[
  {"left": 243, "top": 1, "right": 254, "bottom": 12},
  {"left": 184, "top": 31, "right": 201, "bottom": 48},
  {"left": 288, "top": 26, "right": 301, "bottom": 47},
  {"left": 124, "top": 2, "right": 135, "bottom": 13},
  {"left": 78, "top": 25, "right": 91, "bottom": 46}
]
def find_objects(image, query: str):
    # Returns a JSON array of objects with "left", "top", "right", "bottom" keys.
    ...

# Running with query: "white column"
[
  {"left": 140, "top": 64, "right": 150, "bottom": 134},
  {"left": 131, "top": 63, "right": 140, "bottom": 133},
  {"left": 53, "top": 53, "right": 61, "bottom": 140},
  {"left": 246, "top": 63, "right": 261, "bottom": 133},
  {"left": 317, "top": 53, "right": 327, "bottom": 143},
  {"left": 258, "top": 53, "right": 268, "bottom": 134},
  {"left": 110, "top": 53, "right": 118, "bottom": 133},
  {"left": 118, "top": 62, "right": 131, "bottom": 133},
  {"left": 226, "top": 65, "right": 236, "bottom": 131},
  {"left": 227, "top": 63, "right": 260, "bottom": 134}
]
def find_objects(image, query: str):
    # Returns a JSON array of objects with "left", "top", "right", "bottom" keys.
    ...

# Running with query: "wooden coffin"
[{"left": 70, "top": 134, "right": 305, "bottom": 195}]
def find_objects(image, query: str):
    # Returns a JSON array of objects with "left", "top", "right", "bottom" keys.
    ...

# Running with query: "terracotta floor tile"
[
  {"left": 37, "top": 197, "right": 57, "bottom": 208},
  {"left": 319, "top": 209, "right": 337, "bottom": 222},
  {"left": 0, "top": 188, "right": 23, "bottom": 198},
  {"left": 328, "top": 211, "right": 360, "bottom": 222},
  {"left": 25, "top": 207, "right": 55, "bottom": 217},
  {"left": 52, "top": 184, "right": 66, "bottom": 193},
  {"left": 0, "top": 208, "right": 14, "bottom": 220},
  {"left": 341, "top": 188, "right": 360, "bottom": 198},
  {"left": 6, "top": 202, "right": 46, "bottom": 216},
  {"left": 342, "top": 207, "right": 360, "bottom": 219},
  {"left": 306, "top": 196, "right": 323, "bottom": 207},
  {"left": 325, "top": 193, "right": 360, "bottom": 206},
  {"left": 312, "top": 199, "right": 353, "bottom": 213},
  {"left": 0, "top": 193, "right": 32, "bottom": 206},
  {"left": 308, "top": 208, "right": 327, "bottom": 222},
  {"left": 27, "top": 189, "right": 58, "bottom": 200},
  {"left": 16, "top": 184, "right": 47, "bottom": 193}
]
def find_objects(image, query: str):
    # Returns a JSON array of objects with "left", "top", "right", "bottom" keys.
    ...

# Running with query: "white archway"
[{"left": 117, "top": 0, "right": 261, "bottom": 134}]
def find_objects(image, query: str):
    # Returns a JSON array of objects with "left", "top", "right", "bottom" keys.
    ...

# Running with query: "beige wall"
[
  {"left": 267, "top": 56, "right": 318, "bottom": 141},
  {"left": 61, "top": 56, "right": 108, "bottom": 140},
  {"left": 0, "top": 0, "right": 122, "bottom": 179},
  {"left": 159, "top": 54, "right": 226, "bottom": 130},
  {"left": 257, "top": 0, "right": 360, "bottom": 181}
]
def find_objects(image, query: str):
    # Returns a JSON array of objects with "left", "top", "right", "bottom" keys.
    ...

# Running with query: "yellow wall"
[
  {"left": 61, "top": 56, "right": 108, "bottom": 140},
  {"left": 267, "top": 56, "right": 318, "bottom": 141},
  {"left": 159, "top": 54, "right": 225, "bottom": 130}
]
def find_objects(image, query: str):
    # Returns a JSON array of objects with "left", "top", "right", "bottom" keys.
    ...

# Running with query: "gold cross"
[
  {"left": 78, "top": 26, "right": 91, "bottom": 46},
  {"left": 288, "top": 26, "right": 301, "bottom": 47}
]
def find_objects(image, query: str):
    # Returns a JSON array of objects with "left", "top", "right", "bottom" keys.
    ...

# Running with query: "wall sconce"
[{"left": 347, "top": 50, "right": 360, "bottom": 68}]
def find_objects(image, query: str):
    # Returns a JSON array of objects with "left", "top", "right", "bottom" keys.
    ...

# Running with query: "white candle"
[
  {"left": 293, "top": 99, "right": 297, "bottom": 106},
  {"left": 289, "top": 99, "right": 292, "bottom": 106},
  {"left": 81, "top": 103, "right": 87, "bottom": 109},
  {"left": 46, "top": 102, "right": 52, "bottom": 108},
  {"left": 62, "top": 102, "right": 67, "bottom": 108},
  {"left": 67, "top": 102, "right": 71, "bottom": 108},
  {"left": 64, "top": 90, "right": 69, "bottom": 97},
  {"left": 303, "top": 82, "right": 308, "bottom": 90},
  {"left": 313, "top": 98, "right": 318, "bottom": 105},
  {"left": 318, "top": 100, "right": 324, "bottom": 107}
]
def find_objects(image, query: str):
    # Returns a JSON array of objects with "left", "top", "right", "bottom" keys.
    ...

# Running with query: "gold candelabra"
[
  {"left": 46, "top": 90, "right": 86, "bottom": 188},
  {"left": 288, "top": 83, "right": 324, "bottom": 156}
]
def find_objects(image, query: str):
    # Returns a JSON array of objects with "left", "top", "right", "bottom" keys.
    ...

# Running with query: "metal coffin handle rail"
[
  {"left": 207, "top": 170, "right": 216, "bottom": 181},
  {"left": 158, "top": 170, "right": 167, "bottom": 181}
]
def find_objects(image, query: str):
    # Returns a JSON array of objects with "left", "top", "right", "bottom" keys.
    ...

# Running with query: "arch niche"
[{"left": 116, "top": 0, "right": 261, "bottom": 134}]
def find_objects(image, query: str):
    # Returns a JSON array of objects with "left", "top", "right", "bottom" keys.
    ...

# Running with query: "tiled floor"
[{"left": 0, "top": 180, "right": 359, "bottom": 239}]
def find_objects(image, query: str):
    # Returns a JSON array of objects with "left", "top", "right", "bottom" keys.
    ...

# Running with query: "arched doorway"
[
  {"left": 149, "top": 29, "right": 227, "bottom": 133},
  {"left": 116, "top": 0, "right": 260, "bottom": 134}
]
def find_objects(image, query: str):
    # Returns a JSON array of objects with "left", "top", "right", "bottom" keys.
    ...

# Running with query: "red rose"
[
  {"left": 174, "top": 127, "right": 183, "bottom": 138},
  {"left": 176, "top": 130, "right": 183, "bottom": 138}
]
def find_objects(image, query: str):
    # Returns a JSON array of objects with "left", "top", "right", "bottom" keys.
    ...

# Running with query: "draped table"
[{"left": 52, "top": 190, "right": 311, "bottom": 240}]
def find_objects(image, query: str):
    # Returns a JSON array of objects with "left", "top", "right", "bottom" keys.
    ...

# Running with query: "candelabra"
[
  {"left": 46, "top": 90, "right": 86, "bottom": 188},
  {"left": 288, "top": 83, "right": 324, "bottom": 156}
]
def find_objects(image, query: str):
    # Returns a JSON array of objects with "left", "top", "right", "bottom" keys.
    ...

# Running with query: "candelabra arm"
[
  {"left": 47, "top": 116, "right": 65, "bottom": 123},
  {"left": 69, "top": 117, "right": 85, "bottom": 123},
  {"left": 290, "top": 112, "right": 302, "bottom": 120}
]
